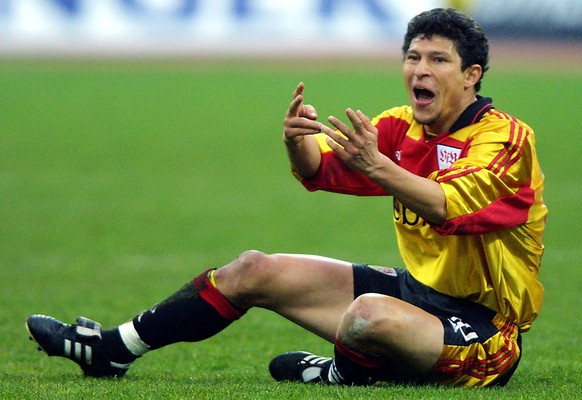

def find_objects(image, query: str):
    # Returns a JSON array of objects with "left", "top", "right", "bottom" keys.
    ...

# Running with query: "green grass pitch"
[{"left": 0, "top": 58, "right": 580, "bottom": 399}]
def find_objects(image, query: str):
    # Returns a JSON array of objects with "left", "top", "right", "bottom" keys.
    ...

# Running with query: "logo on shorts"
[
  {"left": 370, "top": 266, "right": 398, "bottom": 277},
  {"left": 448, "top": 316, "right": 478, "bottom": 342}
]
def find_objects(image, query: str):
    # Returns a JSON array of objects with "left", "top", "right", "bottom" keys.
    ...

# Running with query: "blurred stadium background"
[{"left": 0, "top": 0, "right": 580, "bottom": 59}]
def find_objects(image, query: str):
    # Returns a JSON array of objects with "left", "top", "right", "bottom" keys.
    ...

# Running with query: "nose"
[{"left": 414, "top": 57, "right": 431, "bottom": 78}]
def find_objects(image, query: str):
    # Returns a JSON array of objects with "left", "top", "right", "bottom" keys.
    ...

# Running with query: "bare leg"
[
  {"left": 216, "top": 251, "right": 443, "bottom": 375},
  {"left": 214, "top": 250, "right": 356, "bottom": 342},
  {"left": 336, "top": 293, "right": 444, "bottom": 377}
]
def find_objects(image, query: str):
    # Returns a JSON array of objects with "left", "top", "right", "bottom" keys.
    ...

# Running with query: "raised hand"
[
  {"left": 283, "top": 82, "right": 320, "bottom": 145},
  {"left": 319, "top": 108, "right": 381, "bottom": 175}
]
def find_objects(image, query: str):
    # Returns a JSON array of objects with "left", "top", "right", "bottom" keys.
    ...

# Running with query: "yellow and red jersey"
[{"left": 297, "top": 97, "right": 547, "bottom": 332}]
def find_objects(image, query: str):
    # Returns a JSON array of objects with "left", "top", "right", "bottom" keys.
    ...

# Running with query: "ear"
[{"left": 464, "top": 64, "right": 483, "bottom": 90}]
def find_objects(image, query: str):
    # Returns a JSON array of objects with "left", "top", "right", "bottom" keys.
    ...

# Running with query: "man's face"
[{"left": 403, "top": 35, "right": 478, "bottom": 135}]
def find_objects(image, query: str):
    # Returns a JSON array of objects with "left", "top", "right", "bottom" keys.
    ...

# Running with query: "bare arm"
[
  {"left": 321, "top": 108, "right": 447, "bottom": 225},
  {"left": 283, "top": 83, "right": 322, "bottom": 179}
]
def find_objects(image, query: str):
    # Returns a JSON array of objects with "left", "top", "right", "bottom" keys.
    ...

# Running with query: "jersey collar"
[{"left": 448, "top": 96, "right": 494, "bottom": 133}]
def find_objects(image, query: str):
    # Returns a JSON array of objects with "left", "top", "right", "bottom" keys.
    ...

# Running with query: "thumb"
[{"left": 303, "top": 104, "right": 318, "bottom": 120}]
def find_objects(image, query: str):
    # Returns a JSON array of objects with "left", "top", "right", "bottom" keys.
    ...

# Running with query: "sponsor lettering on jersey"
[{"left": 393, "top": 198, "right": 428, "bottom": 227}]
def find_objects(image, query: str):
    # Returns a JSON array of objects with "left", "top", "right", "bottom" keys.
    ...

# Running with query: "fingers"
[
  {"left": 286, "top": 82, "right": 305, "bottom": 118},
  {"left": 324, "top": 131, "right": 350, "bottom": 159},
  {"left": 346, "top": 108, "right": 365, "bottom": 134},
  {"left": 320, "top": 108, "right": 377, "bottom": 163},
  {"left": 343, "top": 108, "right": 374, "bottom": 135},
  {"left": 327, "top": 115, "right": 351, "bottom": 136},
  {"left": 319, "top": 122, "right": 350, "bottom": 158},
  {"left": 286, "top": 82, "right": 317, "bottom": 119},
  {"left": 284, "top": 85, "right": 375, "bottom": 153},
  {"left": 286, "top": 94, "right": 304, "bottom": 119},
  {"left": 356, "top": 109, "right": 375, "bottom": 132},
  {"left": 292, "top": 81, "right": 305, "bottom": 98},
  {"left": 284, "top": 83, "right": 321, "bottom": 143},
  {"left": 322, "top": 108, "right": 359, "bottom": 149},
  {"left": 328, "top": 108, "right": 376, "bottom": 138},
  {"left": 285, "top": 122, "right": 321, "bottom": 138}
]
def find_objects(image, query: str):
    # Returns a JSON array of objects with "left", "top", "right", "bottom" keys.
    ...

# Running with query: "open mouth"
[{"left": 413, "top": 87, "right": 436, "bottom": 103}]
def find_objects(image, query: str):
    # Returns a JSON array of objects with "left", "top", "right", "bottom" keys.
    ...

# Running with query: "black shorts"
[{"left": 352, "top": 264, "right": 522, "bottom": 387}]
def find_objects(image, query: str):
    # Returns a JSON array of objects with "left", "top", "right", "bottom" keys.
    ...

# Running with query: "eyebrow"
[{"left": 406, "top": 49, "right": 452, "bottom": 58}]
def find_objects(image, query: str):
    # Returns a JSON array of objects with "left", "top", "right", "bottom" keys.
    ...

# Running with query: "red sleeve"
[{"left": 299, "top": 151, "right": 388, "bottom": 196}]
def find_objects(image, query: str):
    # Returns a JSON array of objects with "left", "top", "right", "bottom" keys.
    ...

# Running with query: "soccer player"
[{"left": 26, "top": 8, "right": 546, "bottom": 388}]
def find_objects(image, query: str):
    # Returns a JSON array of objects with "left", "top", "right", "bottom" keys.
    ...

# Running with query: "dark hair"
[{"left": 402, "top": 8, "right": 489, "bottom": 92}]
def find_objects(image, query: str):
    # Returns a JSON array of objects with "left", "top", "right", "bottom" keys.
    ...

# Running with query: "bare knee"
[
  {"left": 230, "top": 250, "right": 274, "bottom": 291},
  {"left": 337, "top": 294, "right": 444, "bottom": 373},
  {"left": 336, "top": 293, "right": 426, "bottom": 355},
  {"left": 337, "top": 294, "right": 391, "bottom": 349},
  {"left": 214, "top": 250, "right": 278, "bottom": 304}
]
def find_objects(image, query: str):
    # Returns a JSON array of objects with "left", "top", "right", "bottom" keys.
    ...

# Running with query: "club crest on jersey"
[{"left": 437, "top": 144, "right": 461, "bottom": 169}]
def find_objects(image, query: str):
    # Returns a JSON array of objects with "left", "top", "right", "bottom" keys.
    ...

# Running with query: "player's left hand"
[{"left": 319, "top": 108, "right": 383, "bottom": 175}]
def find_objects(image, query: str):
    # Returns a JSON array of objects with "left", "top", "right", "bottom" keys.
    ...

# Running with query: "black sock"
[
  {"left": 102, "top": 328, "right": 138, "bottom": 364},
  {"left": 131, "top": 269, "right": 246, "bottom": 350}
]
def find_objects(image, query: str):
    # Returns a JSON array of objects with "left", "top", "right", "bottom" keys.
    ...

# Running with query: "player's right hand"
[{"left": 283, "top": 82, "right": 321, "bottom": 145}]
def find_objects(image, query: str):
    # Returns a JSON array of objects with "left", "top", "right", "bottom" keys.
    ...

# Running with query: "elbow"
[
  {"left": 431, "top": 200, "right": 448, "bottom": 226},
  {"left": 428, "top": 212, "right": 446, "bottom": 227},
  {"left": 291, "top": 163, "right": 320, "bottom": 181},
  {"left": 429, "top": 185, "right": 447, "bottom": 226},
  {"left": 423, "top": 199, "right": 447, "bottom": 226}
]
